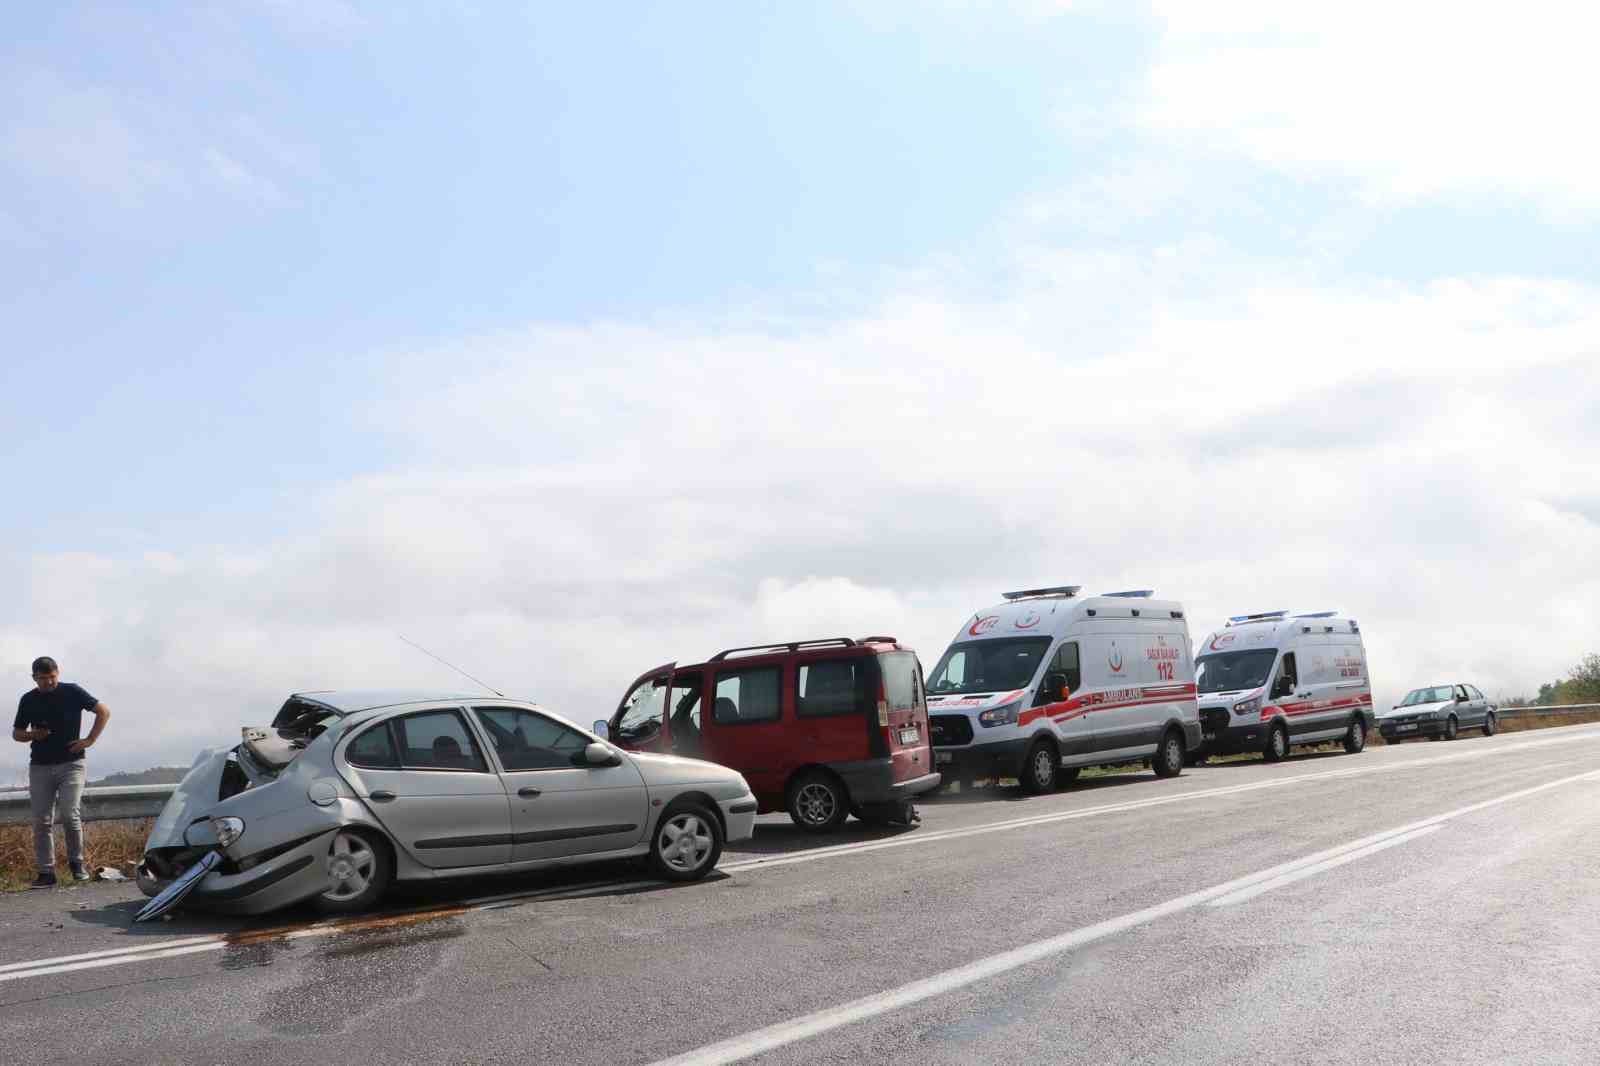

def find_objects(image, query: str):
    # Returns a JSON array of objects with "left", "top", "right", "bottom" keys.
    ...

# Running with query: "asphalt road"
[{"left": 3, "top": 724, "right": 1599, "bottom": 1066}]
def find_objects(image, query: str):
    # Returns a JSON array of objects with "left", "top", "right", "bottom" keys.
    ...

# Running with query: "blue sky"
[{"left": 4, "top": 2, "right": 1598, "bottom": 776}]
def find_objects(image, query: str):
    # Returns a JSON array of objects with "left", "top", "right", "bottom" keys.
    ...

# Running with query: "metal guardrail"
[{"left": 4, "top": 703, "right": 1600, "bottom": 827}]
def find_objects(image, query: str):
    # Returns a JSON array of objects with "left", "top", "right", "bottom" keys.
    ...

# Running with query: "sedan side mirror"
[
  {"left": 591, "top": 720, "right": 609, "bottom": 738},
  {"left": 582, "top": 742, "right": 621, "bottom": 767}
]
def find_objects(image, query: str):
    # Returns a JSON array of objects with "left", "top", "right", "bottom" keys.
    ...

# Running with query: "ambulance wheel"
[
  {"left": 1019, "top": 739, "right": 1058, "bottom": 795},
  {"left": 787, "top": 770, "right": 850, "bottom": 832},
  {"left": 1054, "top": 765, "right": 1081, "bottom": 789},
  {"left": 1443, "top": 716, "right": 1459, "bottom": 741},
  {"left": 1343, "top": 716, "right": 1367, "bottom": 754},
  {"left": 1483, "top": 712, "right": 1497, "bottom": 736},
  {"left": 1152, "top": 730, "right": 1185, "bottom": 778},
  {"left": 1263, "top": 723, "right": 1289, "bottom": 763}
]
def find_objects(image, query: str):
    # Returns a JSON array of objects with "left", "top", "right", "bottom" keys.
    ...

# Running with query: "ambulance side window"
[{"left": 1033, "top": 642, "right": 1082, "bottom": 706}]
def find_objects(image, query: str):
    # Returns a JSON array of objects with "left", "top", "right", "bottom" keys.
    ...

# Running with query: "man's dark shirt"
[{"left": 14, "top": 684, "right": 97, "bottom": 765}]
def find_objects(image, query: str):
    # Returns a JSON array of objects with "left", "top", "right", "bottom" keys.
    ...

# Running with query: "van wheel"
[
  {"left": 1263, "top": 723, "right": 1288, "bottom": 763},
  {"left": 1019, "top": 739, "right": 1058, "bottom": 795},
  {"left": 1443, "top": 716, "right": 1459, "bottom": 741},
  {"left": 315, "top": 829, "right": 393, "bottom": 915},
  {"left": 787, "top": 770, "right": 850, "bottom": 832},
  {"left": 1152, "top": 730, "right": 1185, "bottom": 778},
  {"left": 650, "top": 801, "right": 723, "bottom": 881},
  {"left": 1343, "top": 716, "right": 1367, "bottom": 754},
  {"left": 1482, "top": 712, "right": 1497, "bottom": 737},
  {"left": 1054, "top": 765, "right": 1081, "bottom": 789}
]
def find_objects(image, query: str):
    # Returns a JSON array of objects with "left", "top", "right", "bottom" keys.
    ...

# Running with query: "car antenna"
[{"left": 397, "top": 634, "right": 506, "bottom": 697}]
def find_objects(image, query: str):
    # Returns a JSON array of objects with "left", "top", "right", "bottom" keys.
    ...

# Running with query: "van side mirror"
[
  {"left": 1044, "top": 672, "right": 1070, "bottom": 701},
  {"left": 1271, "top": 676, "right": 1292, "bottom": 699},
  {"left": 591, "top": 720, "right": 609, "bottom": 738}
]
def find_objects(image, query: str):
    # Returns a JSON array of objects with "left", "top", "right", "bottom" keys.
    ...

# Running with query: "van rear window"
[{"left": 877, "top": 651, "right": 923, "bottom": 711}]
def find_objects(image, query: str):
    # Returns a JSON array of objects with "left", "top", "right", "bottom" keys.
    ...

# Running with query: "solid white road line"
[
  {"left": 3, "top": 726, "right": 1595, "bottom": 987},
  {"left": 647, "top": 768, "right": 1600, "bottom": 1066},
  {"left": 1206, "top": 824, "right": 1443, "bottom": 907}
]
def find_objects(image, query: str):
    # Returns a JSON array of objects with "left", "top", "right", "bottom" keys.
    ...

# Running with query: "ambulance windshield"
[
  {"left": 926, "top": 637, "right": 1051, "bottom": 696},
  {"left": 1195, "top": 649, "right": 1278, "bottom": 693}
]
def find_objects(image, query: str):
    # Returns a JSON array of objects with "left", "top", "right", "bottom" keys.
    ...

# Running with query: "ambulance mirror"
[{"left": 1044, "top": 671, "right": 1069, "bottom": 701}]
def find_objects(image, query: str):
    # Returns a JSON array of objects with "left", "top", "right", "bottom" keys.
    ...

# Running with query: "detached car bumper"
[
  {"left": 719, "top": 795, "right": 759, "bottom": 843},
  {"left": 137, "top": 829, "right": 337, "bottom": 916},
  {"left": 830, "top": 757, "right": 941, "bottom": 805}
]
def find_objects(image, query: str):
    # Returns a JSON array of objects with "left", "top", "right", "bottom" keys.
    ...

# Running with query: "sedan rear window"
[
  {"left": 392, "top": 709, "right": 488, "bottom": 772},
  {"left": 346, "top": 722, "right": 399, "bottom": 769}
]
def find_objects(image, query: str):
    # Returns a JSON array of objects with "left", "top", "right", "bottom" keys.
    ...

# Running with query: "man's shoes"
[
  {"left": 70, "top": 863, "right": 92, "bottom": 882},
  {"left": 28, "top": 871, "right": 58, "bottom": 889}
]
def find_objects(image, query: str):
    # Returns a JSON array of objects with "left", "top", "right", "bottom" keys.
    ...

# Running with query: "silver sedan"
[{"left": 136, "top": 690, "right": 758, "bottom": 917}]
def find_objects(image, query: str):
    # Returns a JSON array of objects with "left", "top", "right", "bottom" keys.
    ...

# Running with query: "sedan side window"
[
  {"left": 393, "top": 709, "right": 488, "bottom": 772},
  {"left": 346, "top": 721, "right": 400, "bottom": 769},
  {"left": 474, "top": 706, "right": 591, "bottom": 771}
]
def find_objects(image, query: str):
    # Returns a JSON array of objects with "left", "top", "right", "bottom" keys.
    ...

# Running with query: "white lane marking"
[
  {"left": 1207, "top": 824, "right": 1444, "bottom": 907},
  {"left": 3, "top": 725, "right": 1595, "bottom": 986},
  {"left": 647, "top": 768, "right": 1600, "bottom": 1066}
]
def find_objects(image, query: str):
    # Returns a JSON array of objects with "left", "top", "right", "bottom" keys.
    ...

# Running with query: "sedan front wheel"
[{"left": 650, "top": 803, "right": 723, "bottom": 882}]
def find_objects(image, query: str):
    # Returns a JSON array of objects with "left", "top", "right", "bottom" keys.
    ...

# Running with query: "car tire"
[
  {"left": 1263, "top": 723, "right": 1289, "bottom": 763},
  {"left": 1483, "top": 712, "right": 1497, "bottom": 737},
  {"left": 314, "top": 828, "right": 393, "bottom": 916},
  {"left": 787, "top": 770, "right": 850, "bottom": 832},
  {"left": 1343, "top": 716, "right": 1367, "bottom": 754},
  {"left": 1019, "top": 738, "right": 1058, "bottom": 795},
  {"left": 1444, "top": 715, "right": 1459, "bottom": 741},
  {"left": 649, "top": 801, "right": 724, "bottom": 881},
  {"left": 1054, "top": 765, "right": 1081, "bottom": 789},
  {"left": 1152, "top": 730, "right": 1185, "bottom": 778}
]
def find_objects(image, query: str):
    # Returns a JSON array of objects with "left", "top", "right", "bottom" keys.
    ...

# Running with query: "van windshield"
[
  {"left": 927, "top": 638, "right": 1051, "bottom": 696},
  {"left": 1195, "top": 649, "right": 1278, "bottom": 694}
]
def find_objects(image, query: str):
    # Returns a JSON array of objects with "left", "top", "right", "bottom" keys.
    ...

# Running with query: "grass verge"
[{"left": 0, "top": 818, "right": 151, "bottom": 892}]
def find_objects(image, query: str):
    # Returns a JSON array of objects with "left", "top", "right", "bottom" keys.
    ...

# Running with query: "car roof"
[{"left": 289, "top": 689, "right": 496, "bottom": 714}]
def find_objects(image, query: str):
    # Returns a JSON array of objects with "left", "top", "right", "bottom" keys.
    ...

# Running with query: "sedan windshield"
[
  {"left": 1402, "top": 686, "right": 1455, "bottom": 705},
  {"left": 1194, "top": 649, "right": 1278, "bottom": 694},
  {"left": 926, "top": 638, "right": 1051, "bottom": 695}
]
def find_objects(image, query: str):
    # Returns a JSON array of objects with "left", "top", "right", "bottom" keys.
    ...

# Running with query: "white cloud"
[
  {"left": 4, "top": 245, "right": 1597, "bottom": 780},
  {"left": 1140, "top": 2, "right": 1600, "bottom": 218}
]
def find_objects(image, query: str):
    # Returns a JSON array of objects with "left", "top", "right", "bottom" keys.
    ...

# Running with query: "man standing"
[{"left": 12, "top": 657, "right": 111, "bottom": 888}]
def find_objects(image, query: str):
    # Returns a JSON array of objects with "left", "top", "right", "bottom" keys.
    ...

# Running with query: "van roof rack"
[
  {"left": 1002, "top": 585, "right": 1081, "bottom": 601},
  {"left": 1100, "top": 589, "right": 1154, "bottom": 598},
  {"left": 1293, "top": 611, "right": 1337, "bottom": 618},
  {"left": 711, "top": 637, "right": 857, "bottom": 662},
  {"left": 1226, "top": 610, "right": 1288, "bottom": 626}
]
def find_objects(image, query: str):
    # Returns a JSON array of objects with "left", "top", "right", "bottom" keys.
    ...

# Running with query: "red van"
[{"left": 598, "top": 637, "right": 941, "bottom": 831}]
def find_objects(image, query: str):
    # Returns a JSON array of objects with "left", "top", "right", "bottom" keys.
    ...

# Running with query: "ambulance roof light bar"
[
  {"left": 1101, "top": 589, "right": 1154, "bottom": 598},
  {"left": 1226, "top": 610, "right": 1288, "bottom": 626},
  {"left": 1001, "top": 585, "right": 1081, "bottom": 601},
  {"left": 1293, "top": 611, "right": 1337, "bottom": 618}
]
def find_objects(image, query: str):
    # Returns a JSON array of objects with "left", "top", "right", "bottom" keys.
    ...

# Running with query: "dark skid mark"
[{"left": 257, "top": 917, "right": 470, "bottom": 1036}]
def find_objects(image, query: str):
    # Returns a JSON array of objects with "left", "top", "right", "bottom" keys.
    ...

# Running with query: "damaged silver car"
[{"left": 137, "top": 690, "right": 759, "bottom": 917}]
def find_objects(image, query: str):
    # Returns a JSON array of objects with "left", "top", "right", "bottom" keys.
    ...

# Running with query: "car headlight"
[
  {"left": 210, "top": 816, "right": 246, "bottom": 849},
  {"left": 978, "top": 700, "right": 1021, "bottom": 727},
  {"left": 1233, "top": 696, "right": 1261, "bottom": 717}
]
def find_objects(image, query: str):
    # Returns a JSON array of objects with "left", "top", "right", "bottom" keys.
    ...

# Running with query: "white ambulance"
[
  {"left": 1192, "top": 611, "right": 1373, "bottom": 761},
  {"left": 925, "top": 586, "right": 1202, "bottom": 793}
]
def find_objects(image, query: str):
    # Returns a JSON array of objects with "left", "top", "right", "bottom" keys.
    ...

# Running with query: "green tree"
[{"left": 1567, "top": 654, "right": 1600, "bottom": 701}]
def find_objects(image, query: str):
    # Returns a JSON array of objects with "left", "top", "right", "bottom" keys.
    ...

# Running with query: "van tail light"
[{"left": 877, "top": 699, "right": 889, "bottom": 727}]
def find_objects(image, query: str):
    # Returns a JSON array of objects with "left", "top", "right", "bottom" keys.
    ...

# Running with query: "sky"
[{"left": 3, "top": 1, "right": 1598, "bottom": 780}]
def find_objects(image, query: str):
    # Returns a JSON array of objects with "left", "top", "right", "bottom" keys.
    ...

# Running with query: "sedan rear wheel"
[
  {"left": 1444, "top": 715, "right": 1459, "bottom": 741},
  {"left": 315, "top": 829, "right": 392, "bottom": 915},
  {"left": 1483, "top": 712, "right": 1497, "bottom": 737},
  {"left": 650, "top": 803, "right": 723, "bottom": 881}
]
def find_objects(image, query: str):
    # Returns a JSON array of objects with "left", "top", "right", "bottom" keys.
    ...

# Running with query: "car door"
[
  {"left": 471, "top": 705, "right": 649, "bottom": 862},
  {"left": 338, "top": 706, "right": 512, "bottom": 869},
  {"left": 609, "top": 664, "right": 676, "bottom": 754},
  {"left": 700, "top": 662, "right": 788, "bottom": 799},
  {"left": 1089, "top": 631, "right": 1148, "bottom": 757}
]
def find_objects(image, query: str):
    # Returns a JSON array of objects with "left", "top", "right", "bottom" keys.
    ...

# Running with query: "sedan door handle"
[
  {"left": 369, "top": 790, "right": 396, "bottom": 802},
  {"left": 518, "top": 786, "right": 542, "bottom": 798}
]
